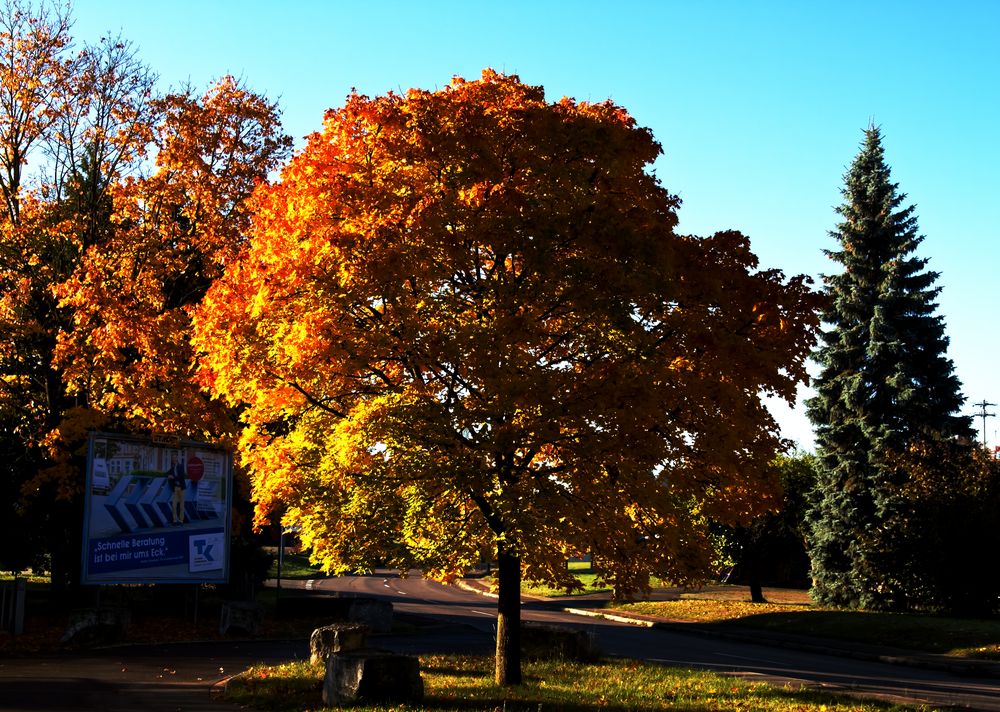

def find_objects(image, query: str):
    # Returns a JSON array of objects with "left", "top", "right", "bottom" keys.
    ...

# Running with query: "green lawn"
[
  {"left": 225, "top": 654, "right": 920, "bottom": 711},
  {"left": 266, "top": 551, "right": 326, "bottom": 579},
  {"left": 520, "top": 561, "right": 612, "bottom": 597},
  {"left": 519, "top": 562, "right": 680, "bottom": 598},
  {"left": 514, "top": 578, "right": 1000, "bottom": 661}
]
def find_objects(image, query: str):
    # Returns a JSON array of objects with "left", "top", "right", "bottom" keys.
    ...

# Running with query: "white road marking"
[{"left": 717, "top": 651, "right": 790, "bottom": 666}]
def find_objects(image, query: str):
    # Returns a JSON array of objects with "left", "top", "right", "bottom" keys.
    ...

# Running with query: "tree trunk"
[
  {"left": 745, "top": 544, "right": 767, "bottom": 604},
  {"left": 494, "top": 547, "right": 522, "bottom": 685}
]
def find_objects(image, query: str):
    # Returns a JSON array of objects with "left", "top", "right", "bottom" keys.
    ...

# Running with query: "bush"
[{"left": 857, "top": 441, "right": 1000, "bottom": 616}]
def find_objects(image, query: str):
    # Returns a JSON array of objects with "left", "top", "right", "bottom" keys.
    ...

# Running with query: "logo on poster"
[{"left": 189, "top": 532, "right": 225, "bottom": 572}]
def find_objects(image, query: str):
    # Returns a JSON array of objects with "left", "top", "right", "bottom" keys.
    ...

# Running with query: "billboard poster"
[{"left": 81, "top": 432, "right": 233, "bottom": 584}]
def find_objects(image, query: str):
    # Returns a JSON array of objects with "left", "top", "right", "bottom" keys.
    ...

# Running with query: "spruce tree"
[{"left": 807, "top": 126, "right": 971, "bottom": 610}]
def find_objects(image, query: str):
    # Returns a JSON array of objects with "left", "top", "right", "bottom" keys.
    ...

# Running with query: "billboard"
[{"left": 81, "top": 432, "right": 233, "bottom": 584}]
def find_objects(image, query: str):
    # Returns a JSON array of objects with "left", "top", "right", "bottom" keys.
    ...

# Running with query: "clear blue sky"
[{"left": 75, "top": 1, "right": 1000, "bottom": 450}]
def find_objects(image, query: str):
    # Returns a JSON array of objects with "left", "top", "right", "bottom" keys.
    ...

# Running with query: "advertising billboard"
[{"left": 81, "top": 432, "right": 233, "bottom": 584}]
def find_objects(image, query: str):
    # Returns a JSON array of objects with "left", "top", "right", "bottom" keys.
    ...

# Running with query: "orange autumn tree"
[
  {"left": 55, "top": 76, "right": 292, "bottom": 440},
  {"left": 0, "top": 2, "right": 158, "bottom": 582},
  {"left": 193, "top": 70, "right": 821, "bottom": 685},
  {"left": 49, "top": 77, "right": 291, "bottom": 587},
  {"left": 0, "top": 0, "right": 293, "bottom": 589}
]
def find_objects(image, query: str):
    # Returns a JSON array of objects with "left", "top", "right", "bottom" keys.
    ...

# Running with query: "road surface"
[
  {"left": 299, "top": 571, "right": 1000, "bottom": 711},
  {"left": 0, "top": 639, "right": 305, "bottom": 711},
  {"left": 3, "top": 572, "right": 1000, "bottom": 711}
]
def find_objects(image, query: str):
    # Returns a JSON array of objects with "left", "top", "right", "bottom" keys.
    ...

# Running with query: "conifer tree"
[{"left": 807, "top": 126, "right": 971, "bottom": 610}]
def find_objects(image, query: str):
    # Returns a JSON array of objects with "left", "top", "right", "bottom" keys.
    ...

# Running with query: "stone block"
[
  {"left": 219, "top": 600, "right": 264, "bottom": 636},
  {"left": 346, "top": 597, "right": 393, "bottom": 634},
  {"left": 61, "top": 607, "right": 131, "bottom": 646},
  {"left": 310, "top": 623, "right": 369, "bottom": 665},
  {"left": 521, "top": 621, "right": 600, "bottom": 662},
  {"left": 323, "top": 650, "right": 423, "bottom": 706}
]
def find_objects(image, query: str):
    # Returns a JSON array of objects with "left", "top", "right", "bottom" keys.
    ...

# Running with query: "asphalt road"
[
  {"left": 3, "top": 572, "right": 1000, "bottom": 711},
  {"left": 304, "top": 572, "right": 1000, "bottom": 711}
]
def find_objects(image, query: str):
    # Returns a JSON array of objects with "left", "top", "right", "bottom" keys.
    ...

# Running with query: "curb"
[
  {"left": 454, "top": 579, "right": 498, "bottom": 599},
  {"left": 210, "top": 675, "right": 237, "bottom": 698},
  {"left": 456, "top": 579, "right": 1000, "bottom": 680},
  {"left": 562, "top": 606, "right": 656, "bottom": 627}
]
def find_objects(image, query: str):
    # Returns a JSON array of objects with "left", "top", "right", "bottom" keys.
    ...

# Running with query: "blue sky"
[{"left": 74, "top": 1, "right": 1000, "bottom": 449}]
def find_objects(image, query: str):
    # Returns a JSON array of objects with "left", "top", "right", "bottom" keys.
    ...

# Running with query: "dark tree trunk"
[
  {"left": 745, "top": 544, "right": 767, "bottom": 604},
  {"left": 494, "top": 546, "right": 522, "bottom": 685}
]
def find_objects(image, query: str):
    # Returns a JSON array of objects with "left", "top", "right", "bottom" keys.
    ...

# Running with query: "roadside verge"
[{"left": 455, "top": 577, "right": 1000, "bottom": 680}]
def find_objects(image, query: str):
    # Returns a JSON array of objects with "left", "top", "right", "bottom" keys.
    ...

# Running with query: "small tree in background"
[
  {"left": 858, "top": 441, "right": 1000, "bottom": 616},
  {"left": 807, "top": 126, "right": 972, "bottom": 610},
  {"left": 719, "top": 452, "right": 817, "bottom": 602}
]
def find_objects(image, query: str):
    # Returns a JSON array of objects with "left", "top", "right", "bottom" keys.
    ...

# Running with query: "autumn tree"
[
  {"left": 0, "top": 0, "right": 89, "bottom": 583},
  {"left": 807, "top": 127, "right": 972, "bottom": 610},
  {"left": 0, "top": 0, "right": 291, "bottom": 588},
  {"left": 55, "top": 75, "right": 292, "bottom": 440},
  {"left": 0, "top": 0, "right": 76, "bottom": 224},
  {"left": 0, "top": 6, "right": 169, "bottom": 585},
  {"left": 51, "top": 78, "right": 292, "bottom": 593},
  {"left": 194, "top": 70, "right": 821, "bottom": 685}
]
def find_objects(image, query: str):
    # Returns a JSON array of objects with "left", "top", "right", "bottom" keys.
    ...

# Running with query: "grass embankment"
[
  {"left": 609, "top": 596, "right": 1000, "bottom": 660},
  {"left": 0, "top": 572, "right": 50, "bottom": 585},
  {"left": 225, "top": 654, "right": 920, "bottom": 712},
  {"left": 519, "top": 568, "right": 1000, "bottom": 662}
]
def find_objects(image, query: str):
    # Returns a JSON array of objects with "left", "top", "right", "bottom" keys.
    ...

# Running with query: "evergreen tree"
[{"left": 807, "top": 126, "right": 972, "bottom": 610}]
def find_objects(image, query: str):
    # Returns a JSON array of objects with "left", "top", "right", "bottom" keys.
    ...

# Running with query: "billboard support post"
[{"left": 276, "top": 530, "right": 284, "bottom": 614}]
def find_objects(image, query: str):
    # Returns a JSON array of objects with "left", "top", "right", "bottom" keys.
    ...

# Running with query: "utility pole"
[{"left": 971, "top": 400, "right": 996, "bottom": 448}]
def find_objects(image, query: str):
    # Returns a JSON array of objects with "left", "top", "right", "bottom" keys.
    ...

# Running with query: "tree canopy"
[
  {"left": 194, "top": 70, "right": 821, "bottom": 683},
  {"left": 0, "top": 0, "right": 291, "bottom": 586}
]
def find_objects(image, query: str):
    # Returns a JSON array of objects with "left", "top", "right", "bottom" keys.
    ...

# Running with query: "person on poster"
[{"left": 167, "top": 453, "right": 186, "bottom": 526}]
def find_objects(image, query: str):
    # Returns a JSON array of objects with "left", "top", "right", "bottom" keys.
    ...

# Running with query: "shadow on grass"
[
  {"left": 229, "top": 683, "right": 910, "bottom": 712},
  {"left": 707, "top": 609, "right": 1000, "bottom": 658},
  {"left": 230, "top": 675, "right": 910, "bottom": 712},
  {"left": 228, "top": 656, "right": 913, "bottom": 712}
]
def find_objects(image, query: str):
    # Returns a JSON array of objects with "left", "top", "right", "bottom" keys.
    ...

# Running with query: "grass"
[
  {"left": 519, "top": 562, "right": 682, "bottom": 598},
  {"left": 0, "top": 571, "right": 51, "bottom": 584},
  {"left": 612, "top": 598, "right": 812, "bottom": 623},
  {"left": 267, "top": 550, "right": 326, "bottom": 580},
  {"left": 224, "top": 654, "right": 924, "bottom": 711},
  {"left": 520, "top": 562, "right": 612, "bottom": 597},
  {"left": 609, "top": 598, "right": 1000, "bottom": 660}
]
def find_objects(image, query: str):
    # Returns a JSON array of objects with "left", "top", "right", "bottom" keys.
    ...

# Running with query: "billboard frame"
[{"left": 80, "top": 431, "right": 234, "bottom": 585}]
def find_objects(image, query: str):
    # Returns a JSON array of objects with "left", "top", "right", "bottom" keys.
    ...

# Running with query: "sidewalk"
[
  {"left": 456, "top": 576, "right": 1000, "bottom": 680},
  {"left": 0, "top": 638, "right": 308, "bottom": 712}
]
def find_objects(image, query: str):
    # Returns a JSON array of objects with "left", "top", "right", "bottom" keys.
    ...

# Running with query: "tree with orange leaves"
[
  {"left": 195, "top": 70, "right": 821, "bottom": 685},
  {"left": 0, "top": 1, "right": 291, "bottom": 588},
  {"left": 55, "top": 76, "right": 292, "bottom": 440}
]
